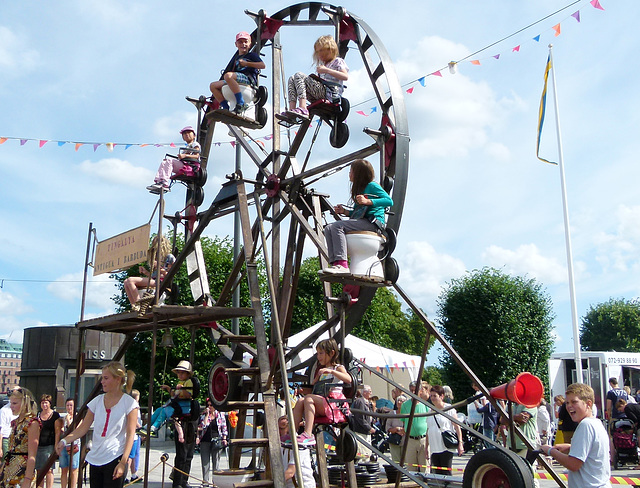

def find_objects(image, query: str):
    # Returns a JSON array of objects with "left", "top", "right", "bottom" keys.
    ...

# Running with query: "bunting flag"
[
  {"left": 536, "top": 54, "right": 557, "bottom": 165},
  {"left": 350, "top": 0, "right": 605, "bottom": 116}
]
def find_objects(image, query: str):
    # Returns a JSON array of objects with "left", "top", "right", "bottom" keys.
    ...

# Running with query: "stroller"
[{"left": 612, "top": 418, "right": 639, "bottom": 469}]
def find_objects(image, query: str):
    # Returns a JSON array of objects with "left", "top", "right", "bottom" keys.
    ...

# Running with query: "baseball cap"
[
  {"left": 179, "top": 126, "right": 195, "bottom": 134},
  {"left": 236, "top": 31, "right": 251, "bottom": 41}
]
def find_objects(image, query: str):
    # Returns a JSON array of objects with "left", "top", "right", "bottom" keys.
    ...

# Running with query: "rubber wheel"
[
  {"left": 336, "top": 428, "right": 358, "bottom": 463},
  {"left": 208, "top": 357, "right": 241, "bottom": 411},
  {"left": 330, "top": 122, "right": 349, "bottom": 148},
  {"left": 463, "top": 449, "right": 534, "bottom": 488},
  {"left": 189, "top": 186, "right": 204, "bottom": 207},
  {"left": 384, "top": 257, "right": 399, "bottom": 284},
  {"left": 256, "top": 85, "right": 268, "bottom": 107},
  {"left": 381, "top": 227, "right": 397, "bottom": 258},
  {"left": 196, "top": 166, "right": 207, "bottom": 187},
  {"left": 256, "top": 106, "right": 268, "bottom": 128},
  {"left": 337, "top": 97, "right": 350, "bottom": 122}
]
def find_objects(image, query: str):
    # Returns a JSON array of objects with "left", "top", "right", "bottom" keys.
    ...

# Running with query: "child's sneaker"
[
  {"left": 234, "top": 103, "right": 250, "bottom": 116},
  {"left": 138, "top": 427, "right": 158, "bottom": 438},
  {"left": 296, "top": 432, "right": 316, "bottom": 446}
]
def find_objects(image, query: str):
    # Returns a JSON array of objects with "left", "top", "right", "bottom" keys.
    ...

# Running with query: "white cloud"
[
  {"left": 47, "top": 272, "right": 118, "bottom": 312},
  {"left": 0, "top": 289, "right": 31, "bottom": 316},
  {"left": 78, "top": 158, "right": 153, "bottom": 186},
  {"left": 593, "top": 205, "right": 640, "bottom": 273},
  {"left": 482, "top": 243, "right": 568, "bottom": 285},
  {"left": 0, "top": 26, "right": 39, "bottom": 74},
  {"left": 397, "top": 241, "right": 466, "bottom": 309}
]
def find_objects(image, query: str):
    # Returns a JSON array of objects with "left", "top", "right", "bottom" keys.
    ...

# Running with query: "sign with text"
[{"left": 94, "top": 224, "right": 150, "bottom": 276}]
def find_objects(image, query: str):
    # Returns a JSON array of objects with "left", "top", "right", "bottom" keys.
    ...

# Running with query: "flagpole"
[{"left": 548, "top": 44, "right": 583, "bottom": 383}]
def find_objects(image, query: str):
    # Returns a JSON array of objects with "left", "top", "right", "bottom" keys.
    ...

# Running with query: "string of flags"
[
  {"left": 355, "top": 0, "right": 605, "bottom": 116},
  {"left": 358, "top": 357, "right": 417, "bottom": 374},
  {"left": 0, "top": 0, "right": 605, "bottom": 147}
]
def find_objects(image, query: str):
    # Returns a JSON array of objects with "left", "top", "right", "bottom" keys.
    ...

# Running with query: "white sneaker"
[{"left": 320, "top": 265, "right": 351, "bottom": 275}]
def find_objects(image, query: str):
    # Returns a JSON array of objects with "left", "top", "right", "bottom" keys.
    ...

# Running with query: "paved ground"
[{"left": 50, "top": 440, "right": 640, "bottom": 487}]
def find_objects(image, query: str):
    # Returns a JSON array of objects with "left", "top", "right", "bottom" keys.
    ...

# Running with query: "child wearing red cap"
[
  {"left": 147, "top": 126, "right": 200, "bottom": 194},
  {"left": 209, "top": 31, "right": 265, "bottom": 115}
]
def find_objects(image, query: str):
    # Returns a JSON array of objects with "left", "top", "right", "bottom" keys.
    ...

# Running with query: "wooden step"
[
  {"left": 229, "top": 437, "right": 269, "bottom": 447},
  {"left": 225, "top": 401, "right": 265, "bottom": 409}
]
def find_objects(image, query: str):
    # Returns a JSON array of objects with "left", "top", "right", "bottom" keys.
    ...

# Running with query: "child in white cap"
[
  {"left": 147, "top": 126, "right": 201, "bottom": 194},
  {"left": 209, "top": 31, "right": 265, "bottom": 115},
  {"left": 140, "top": 360, "right": 194, "bottom": 442}
]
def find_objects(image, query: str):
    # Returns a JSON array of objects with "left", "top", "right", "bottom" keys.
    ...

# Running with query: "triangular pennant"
[
  {"left": 39, "top": 140, "right": 48, "bottom": 148},
  {"left": 406, "top": 87, "right": 414, "bottom": 94},
  {"left": 170, "top": 142, "right": 176, "bottom": 147},
  {"left": 0, "top": 138, "right": 7, "bottom": 144},
  {"left": 75, "top": 143, "right": 83, "bottom": 151},
  {"left": 93, "top": 144, "right": 100, "bottom": 152},
  {"left": 356, "top": 110, "right": 368, "bottom": 116},
  {"left": 533, "top": 35, "right": 541, "bottom": 42},
  {"left": 590, "top": 0, "right": 604, "bottom": 10},
  {"left": 370, "top": 106, "right": 377, "bottom": 113},
  {"left": 20, "top": 139, "right": 27, "bottom": 145},
  {"left": 512, "top": 45, "right": 521, "bottom": 52},
  {"left": 230, "top": 141, "right": 236, "bottom": 148},
  {"left": 471, "top": 59, "right": 481, "bottom": 65},
  {"left": 419, "top": 76, "right": 428, "bottom": 84},
  {"left": 552, "top": 23, "right": 561, "bottom": 36},
  {"left": 125, "top": 144, "right": 133, "bottom": 150},
  {"left": 429, "top": 71, "right": 441, "bottom": 78},
  {"left": 140, "top": 144, "right": 149, "bottom": 147},
  {"left": 264, "top": 134, "right": 273, "bottom": 140},
  {"left": 493, "top": 54, "right": 500, "bottom": 60},
  {"left": 106, "top": 143, "right": 114, "bottom": 152},
  {"left": 58, "top": 141, "right": 66, "bottom": 146},
  {"left": 571, "top": 10, "right": 581, "bottom": 22}
]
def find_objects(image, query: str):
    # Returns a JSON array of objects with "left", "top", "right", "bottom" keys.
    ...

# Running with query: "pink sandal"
[{"left": 292, "top": 107, "right": 309, "bottom": 117}]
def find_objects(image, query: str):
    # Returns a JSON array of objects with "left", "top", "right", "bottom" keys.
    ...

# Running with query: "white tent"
[{"left": 287, "top": 321, "right": 424, "bottom": 402}]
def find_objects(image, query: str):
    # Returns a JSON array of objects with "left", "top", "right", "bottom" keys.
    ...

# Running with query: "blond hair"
[
  {"left": 103, "top": 361, "right": 136, "bottom": 394},
  {"left": 11, "top": 387, "right": 38, "bottom": 417},
  {"left": 565, "top": 383, "right": 594, "bottom": 404},
  {"left": 312, "top": 35, "right": 339, "bottom": 65}
]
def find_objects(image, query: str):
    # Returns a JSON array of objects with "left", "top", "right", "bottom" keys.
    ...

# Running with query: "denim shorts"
[{"left": 59, "top": 446, "right": 80, "bottom": 469}]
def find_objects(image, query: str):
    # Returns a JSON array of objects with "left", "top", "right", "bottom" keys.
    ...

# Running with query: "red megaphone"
[{"left": 489, "top": 372, "right": 544, "bottom": 408}]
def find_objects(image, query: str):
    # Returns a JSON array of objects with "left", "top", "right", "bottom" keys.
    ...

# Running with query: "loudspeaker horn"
[{"left": 489, "top": 372, "right": 544, "bottom": 408}]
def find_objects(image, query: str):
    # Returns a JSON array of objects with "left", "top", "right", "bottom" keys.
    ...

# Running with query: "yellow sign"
[{"left": 94, "top": 224, "right": 151, "bottom": 276}]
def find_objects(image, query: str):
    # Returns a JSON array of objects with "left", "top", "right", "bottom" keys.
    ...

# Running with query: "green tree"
[
  {"left": 111, "top": 232, "right": 260, "bottom": 406},
  {"left": 436, "top": 267, "right": 555, "bottom": 399},
  {"left": 291, "top": 257, "right": 432, "bottom": 356},
  {"left": 580, "top": 298, "right": 640, "bottom": 352}
]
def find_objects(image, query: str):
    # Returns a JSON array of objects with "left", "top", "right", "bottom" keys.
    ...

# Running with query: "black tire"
[
  {"left": 463, "top": 449, "right": 534, "bottom": 488},
  {"left": 256, "top": 107, "right": 268, "bottom": 128},
  {"left": 188, "top": 186, "right": 204, "bottom": 207},
  {"left": 337, "top": 97, "right": 350, "bottom": 122},
  {"left": 256, "top": 85, "right": 268, "bottom": 107},
  {"left": 330, "top": 122, "right": 349, "bottom": 148},
  {"left": 384, "top": 257, "right": 399, "bottom": 284},
  {"left": 196, "top": 166, "right": 207, "bottom": 187},
  {"left": 208, "top": 357, "right": 241, "bottom": 411}
]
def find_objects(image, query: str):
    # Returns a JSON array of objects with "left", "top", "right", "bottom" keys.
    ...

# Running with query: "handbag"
[
  {"left": 434, "top": 415, "right": 459, "bottom": 449},
  {"left": 388, "top": 432, "right": 403, "bottom": 445}
]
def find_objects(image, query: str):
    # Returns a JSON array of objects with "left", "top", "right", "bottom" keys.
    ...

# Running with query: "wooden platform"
[
  {"left": 317, "top": 272, "right": 390, "bottom": 288},
  {"left": 205, "top": 109, "right": 263, "bottom": 129},
  {"left": 77, "top": 305, "right": 255, "bottom": 333}
]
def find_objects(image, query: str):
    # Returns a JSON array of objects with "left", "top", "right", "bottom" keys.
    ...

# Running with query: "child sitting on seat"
[
  {"left": 290, "top": 338, "right": 352, "bottom": 446},
  {"left": 209, "top": 31, "right": 265, "bottom": 115},
  {"left": 282, "top": 35, "right": 348, "bottom": 117},
  {"left": 140, "top": 361, "right": 194, "bottom": 442},
  {"left": 147, "top": 126, "right": 201, "bottom": 194}
]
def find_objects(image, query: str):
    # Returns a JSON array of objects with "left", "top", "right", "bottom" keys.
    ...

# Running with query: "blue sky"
[{"left": 1, "top": 0, "right": 638, "bottom": 364}]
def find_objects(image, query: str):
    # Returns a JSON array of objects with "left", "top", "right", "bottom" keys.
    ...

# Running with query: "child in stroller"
[{"left": 611, "top": 417, "right": 638, "bottom": 470}]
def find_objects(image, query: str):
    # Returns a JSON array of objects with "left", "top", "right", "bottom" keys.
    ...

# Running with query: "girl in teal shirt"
[{"left": 322, "top": 159, "right": 393, "bottom": 274}]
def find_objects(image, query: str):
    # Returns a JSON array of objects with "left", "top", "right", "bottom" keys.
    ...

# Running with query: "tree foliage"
[
  {"left": 436, "top": 267, "right": 555, "bottom": 399},
  {"left": 580, "top": 298, "right": 640, "bottom": 352},
  {"left": 291, "top": 257, "right": 433, "bottom": 357},
  {"left": 111, "top": 232, "right": 258, "bottom": 406}
]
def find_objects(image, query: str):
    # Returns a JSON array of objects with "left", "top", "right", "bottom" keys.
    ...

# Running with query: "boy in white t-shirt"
[{"left": 540, "top": 383, "right": 611, "bottom": 488}]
